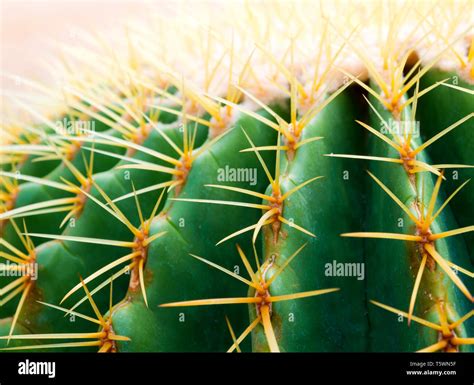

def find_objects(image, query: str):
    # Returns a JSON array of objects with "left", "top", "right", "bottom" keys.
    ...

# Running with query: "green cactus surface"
[{"left": 1, "top": 0, "right": 473, "bottom": 353}]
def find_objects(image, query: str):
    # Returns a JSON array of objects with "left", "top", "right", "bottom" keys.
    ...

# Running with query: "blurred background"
[{"left": 1, "top": 0, "right": 153, "bottom": 88}]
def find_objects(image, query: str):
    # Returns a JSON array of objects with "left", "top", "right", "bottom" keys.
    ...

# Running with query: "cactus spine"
[{"left": 1, "top": 1, "right": 473, "bottom": 352}]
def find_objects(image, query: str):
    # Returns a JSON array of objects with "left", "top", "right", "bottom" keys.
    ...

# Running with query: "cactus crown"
[{"left": 0, "top": 0, "right": 473, "bottom": 353}]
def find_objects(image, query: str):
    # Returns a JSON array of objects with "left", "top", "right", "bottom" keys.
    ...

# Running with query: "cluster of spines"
[{"left": 0, "top": 1, "right": 473, "bottom": 352}]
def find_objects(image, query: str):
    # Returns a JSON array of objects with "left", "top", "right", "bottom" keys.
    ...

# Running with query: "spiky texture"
[{"left": 1, "top": 0, "right": 473, "bottom": 353}]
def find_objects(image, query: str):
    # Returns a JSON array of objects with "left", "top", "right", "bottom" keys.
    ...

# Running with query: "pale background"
[{"left": 1, "top": 0, "right": 155, "bottom": 89}]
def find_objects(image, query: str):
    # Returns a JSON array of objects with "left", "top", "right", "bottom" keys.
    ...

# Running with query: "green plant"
[{"left": 0, "top": 1, "right": 473, "bottom": 353}]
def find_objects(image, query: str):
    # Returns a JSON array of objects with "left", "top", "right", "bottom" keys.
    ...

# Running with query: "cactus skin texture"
[
  {"left": 0, "top": 1, "right": 473, "bottom": 353},
  {"left": 417, "top": 69, "right": 474, "bottom": 259}
]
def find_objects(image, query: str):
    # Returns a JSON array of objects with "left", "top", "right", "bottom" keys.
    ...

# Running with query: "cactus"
[{"left": 0, "top": 1, "right": 473, "bottom": 353}]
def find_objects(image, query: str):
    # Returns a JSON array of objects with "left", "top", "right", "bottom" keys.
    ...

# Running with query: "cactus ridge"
[{"left": 0, "top": 1, "right": 473, "bottom": 352}]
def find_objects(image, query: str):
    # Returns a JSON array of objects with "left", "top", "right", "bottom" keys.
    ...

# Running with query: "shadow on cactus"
[{"left": 0, "top": 1, "right": 473, "bottom": 352}]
